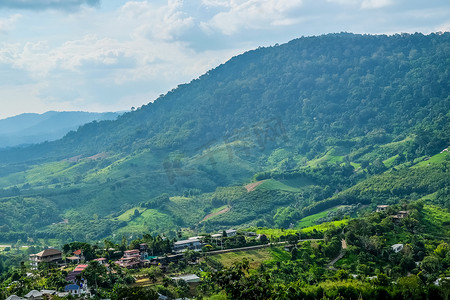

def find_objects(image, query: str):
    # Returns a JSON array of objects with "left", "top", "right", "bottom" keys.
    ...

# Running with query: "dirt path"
[
  {"left": 328, "top": 239, "right": 347, "bottom": 270},
  {"left": 245, "top": 180, "right": 266, "bottom": 192},
  {"left": 201, "top": 206, "right": 230, "bottom": 222}
]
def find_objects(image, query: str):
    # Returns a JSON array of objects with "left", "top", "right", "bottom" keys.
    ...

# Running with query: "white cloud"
[
  {"left": 327, "top": 0, "right": 392, "bottom": 9},
  {"left": 0, "top": 0, "right": 449, "bottom": 118},
  {"left": 435, "top": 22, "right": 450, "bottom": 32},
  {"left": 0, "top": 14, "right": 21, "bottom": 33},
  {"left": 120, "top": 0, "right": 195, "bottom": 41},
  {"left": 200, "top": 0, "right": 303, "bottom": 35},
  {"left": 361, "top": 0, "right": 392, "bottom": 10}
]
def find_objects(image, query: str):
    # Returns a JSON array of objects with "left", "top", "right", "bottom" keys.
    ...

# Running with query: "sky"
[{"left": 0, "top": 0, "right": 449, "bottom": 119}]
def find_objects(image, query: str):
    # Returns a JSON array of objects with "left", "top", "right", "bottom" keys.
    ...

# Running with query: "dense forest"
[{"left": 0, "top": 32, "right": 448, "bottom": 244}]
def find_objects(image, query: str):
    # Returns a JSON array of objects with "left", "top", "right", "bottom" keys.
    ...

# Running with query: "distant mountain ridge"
[{"left": 0, "top": 111, "right": 121, "bottom": 148}]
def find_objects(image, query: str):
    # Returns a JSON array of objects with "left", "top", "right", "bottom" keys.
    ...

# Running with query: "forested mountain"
[
  {"left": 0, "top": 111, "right": 121, "bottom": 148},
  {"left": 0, "top": 32, "right": 448, "bottom": 243}
]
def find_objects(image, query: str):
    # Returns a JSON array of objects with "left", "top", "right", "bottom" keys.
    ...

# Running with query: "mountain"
[
  {"left": 0, "top": 32, "right": 448, "bottom": 243},
  {"left": 0, "top": 111, "right": 121, "bottom": 148}
]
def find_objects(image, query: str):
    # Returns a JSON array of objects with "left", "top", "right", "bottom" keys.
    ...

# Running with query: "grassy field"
[
  {"left": 256, "top": 177, "right": 315, "bottom": 193},
  {"left": 208, "top": 246, "right": 290, "bottom": 269},
  {"left": 209, "top": 205, "right": 229, "bottom": 214},
  {"left": 253, "top": 228, "right": 300, "bottom": 238},
  {"left": 296, "top": 206, "right": 343, "bottom": 228},
  {"left": 209, "top": 248, "right": 273, "bottom": 269},
  {"left": 116, "top": 207, "right": 147, "bottom": 222},
  {"left": 116, "top": 209, "right": 176, "bottom": 236},
  {"left": 256, "top": 179, "right": 303, "bottom": 192},
  {"left": 383, "top": 155, "right": 399, "bottom": 168},
  {"left": 422, "top": 205, "right": 450, "bottom": 236},
  {"left": 306, "top": 147, "right": 348, "bottom": 167},
  {"left": 414, "top": 151, "right": 450, "bottom": 167},
  {"left": 300, "top": 220, "right": 349, "bottom": 233}
]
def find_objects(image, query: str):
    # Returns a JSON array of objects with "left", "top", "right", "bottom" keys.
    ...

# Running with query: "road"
[{"left": 204, "top": 239, "right": 324, "bottom": 256}]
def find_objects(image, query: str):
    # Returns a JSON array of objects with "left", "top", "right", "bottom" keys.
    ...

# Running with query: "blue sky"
[{"left": 0, "top": 0, "right": 449, "bottom": 119}]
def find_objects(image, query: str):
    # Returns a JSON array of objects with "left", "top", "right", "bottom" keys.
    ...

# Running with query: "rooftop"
[
  {"left": 174, "top": 239, "right": 200, "bottom": 245},
  {"left": 32, "top": 248, "right": 62, "bottom": 257}
]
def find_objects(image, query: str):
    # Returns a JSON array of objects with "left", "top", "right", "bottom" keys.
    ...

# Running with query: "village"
[
  {"left": 4, "top": 229, "right": 263, "bottom": 299},
  {"left": 3, "top": 205, "right": 434, "bottom": 300}
]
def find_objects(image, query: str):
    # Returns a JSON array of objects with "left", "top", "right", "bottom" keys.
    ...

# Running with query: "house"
[
  {"left": 140, "top": 243, "right": 148, "bottom": 250},
  {"left": 171, "top": 274, "right": 201, "bottom": 283},
  {"left": 376, "top": 205, "right": 389, "bottom": 212},
  {"left": 173, "top": 238, "right": 202, "bottom": 252},
  {"left": 6, "top": 295, "right": 24, "bottom": 300},
  {"left": 151, "top": 254, "right": 184, "bottom": 267},
  {"left": 64, "top": 283, "right": 89, "bottom": 296},
  {"left": 391, "top": 244, "right": 404, "bottom": 253},
  {"left": 139, "top": 243, "right": 149, "bottom": 258},
  {"left": 94, "top": 257, "right": 107, "bottom": 265},
  {"left": 124, "top": 249, "right": 140, "bottom": 258},
  {"left": 115, "top": 250, "right": 143, "bottom": 269},
  {"left": 40, "top": 290, "right": 56, "bottom": 296},
  {"left": 66, "top": 255, "right": 81, "bottom": 264},
  {"left": 24, "top": 290, "right": 43, "bottom": 300},
  {"left": 397, "top": 211, "right": 409, "bottom": 218},
  {"left": 225, "top": 229, "right": 237, "bottom": 237},
  {"left": 211, "top": 234, "right": 222, "bottom": 239},
  {"left": 392, "top": 210, "right": 410, "bottom": 222},
  {"left": 65, "top": 284, "right": 81, "bottom": 295},
  {"left": 30, "top": 249, "right": 62, "bottom": 268},
  {"left": 65, "top": 264, "right": 88, "bottom": 282},
  {"left": 66, "top": 249, "right": 83, "bottom": 264}
]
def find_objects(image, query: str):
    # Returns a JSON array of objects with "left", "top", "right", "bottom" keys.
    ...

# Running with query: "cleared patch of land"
[
  {"left": 205, "top": 246, "right": 289, "bottom": 269},
  {"left": 201, "top": 206, "right": 231, "bottom": 222},
  {"left": 296, "top": 206, "right": 346, "bottom": 228},
  {"left": 245, "top": 180, "right": 266, "bottom": 192}
]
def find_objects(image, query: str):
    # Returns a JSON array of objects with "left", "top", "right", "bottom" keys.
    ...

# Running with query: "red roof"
[
  {"left": 74, "top": 264, "right": 88, "bottom": 272},
  {"left": 95, "top": 258, "right": 107, "bottom": 261},
  {"left": 124, "top": 249, "right": 140, "bottom": 253},
  {"left": 73, "top": 249, "right": 82, "bottom": 255}
]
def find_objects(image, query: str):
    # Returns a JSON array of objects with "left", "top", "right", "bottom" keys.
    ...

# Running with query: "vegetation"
[{"left": 0, "top": 32, "right": 449, "bottom": 298}]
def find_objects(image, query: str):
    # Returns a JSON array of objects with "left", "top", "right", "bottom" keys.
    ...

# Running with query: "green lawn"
[
  {"left": 116, "top": 209, "right": 176, "bottom": 235},
  {"left": 209, "top": 246, "right": 289, "bottom": 269},
  {"left": 116, "top": 207, "right": 147, "bottom": 222},
  {"left": 253, "top": 228, "right": 299, "bottom": 238},
  {"left": 296, "top": 206, "right": 345, "bottom": 228},
  {"left": 257, "top": 179, "right": 304, "bottom": 192},
  {"left": 414, "top": 152, "right": 450, "bottom": 167},
  {"left": 300, "top": 220, "right": 349, "bottom": 233}
]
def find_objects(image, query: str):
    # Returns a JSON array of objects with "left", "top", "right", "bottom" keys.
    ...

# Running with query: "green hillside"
[{"left": 0, "top": 33, "right": 449, "bottom": 243}]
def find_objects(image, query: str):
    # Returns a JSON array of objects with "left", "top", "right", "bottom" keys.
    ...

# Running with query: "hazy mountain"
[{"left": 0, "top": 111, "right": 121, "bottom": 148}]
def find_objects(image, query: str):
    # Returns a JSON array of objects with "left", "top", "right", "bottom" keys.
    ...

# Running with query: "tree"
[
  {"left": 397, "top": 275, "right": 425, "bottom": 300},
  {"left": 372, "top": 273, "right": 390, "bottom": 286},
  {"left": 421, "top": 255, "right": 440, "bottom": 275},
  {"left": 112, "top": 285, "right": 158, "bottom": 300},
  {"left": 259, "top": 234, "right": 268, "bottom": 244},
  {"left": 204, "top": 259, "right": 274, "bottom": 299},
  {"left": 83, "top": 260, "right": 107, "bottom": 292}
]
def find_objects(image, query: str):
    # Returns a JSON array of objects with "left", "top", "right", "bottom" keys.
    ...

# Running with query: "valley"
[{"left": 0, "top": 32, "right": 449, "bottom": 299}]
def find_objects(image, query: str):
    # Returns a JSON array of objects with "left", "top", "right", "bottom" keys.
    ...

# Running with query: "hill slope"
[{"left": 0, "top": 33, "right": 448, "bottom": 242}]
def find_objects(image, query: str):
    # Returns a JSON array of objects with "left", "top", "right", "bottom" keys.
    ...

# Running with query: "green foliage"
[{"left": 0, "top": 32, "right": 449, "bottom": 243}]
